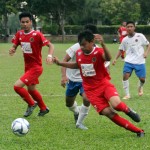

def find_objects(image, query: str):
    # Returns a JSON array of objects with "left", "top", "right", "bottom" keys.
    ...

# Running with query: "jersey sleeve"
[
  {"left": 11, "top": 32, "right": 20, "bottom": 46},
  {"left": 38, "top": 32, "right": 50, "bottom": 46},
  {"left": 66, "top": 43, "right": 80, "bottom": 58},
  {"left": 119, "top": 40, "right": 126, "bottom": 51},
  {"left": 140, "top": 34, "right": 149, "bottom": 46}
]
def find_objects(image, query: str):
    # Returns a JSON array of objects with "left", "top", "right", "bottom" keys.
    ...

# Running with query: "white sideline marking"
[{"left": 0, "top": 94, "right": 63, "bottom": 97}]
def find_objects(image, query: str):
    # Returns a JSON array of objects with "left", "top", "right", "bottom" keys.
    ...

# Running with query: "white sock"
[
  {"left": 76, "top": 104, "right": 90, "bottom": 125},
  {"left": 68, "top": 101, "right": 79, "bottom": 115},
  {"left": 122, "top": 80, "right": 130, "bottom": 96}
]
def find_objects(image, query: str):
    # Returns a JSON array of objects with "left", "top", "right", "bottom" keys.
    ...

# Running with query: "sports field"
[{"left": 0, "top": 43, "right": 150, "bottom": 150}]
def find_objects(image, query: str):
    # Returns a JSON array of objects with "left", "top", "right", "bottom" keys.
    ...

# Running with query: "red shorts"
[
  {"left": 85, "top": 81, "right": 119, "bottom": 113},
  {"left": 20, "top": 66, "right": 43, "bottom": 86}
]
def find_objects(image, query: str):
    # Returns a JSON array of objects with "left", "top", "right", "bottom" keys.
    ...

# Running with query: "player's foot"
[
  {"left": 122, "top": 95, "right": 130, "bottom": 100},
  {"left": 24, "top": 102, "right": 38, "bottom": 117},
  {"left": 38, "top": 107, "right": 49, "bottom": 116},
  {"left": 138, "top": 87, "right": 143, "bottom": 96},
  {"left": 126, "top": 108, "right": 140, "bottom": 122},
  {"left": 137, "top": 130, "right": 145, "bottom": 137},
  {"left": 74, "top": 113, "right": 79, "bottom": 123},
  {"left": 76, "top": 124, "right": 88, "bottom": 130}
]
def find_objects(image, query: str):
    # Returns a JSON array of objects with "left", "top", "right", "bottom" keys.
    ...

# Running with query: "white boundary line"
[{"left": 0, "top": 94, "right": 64, "bottom": 97}]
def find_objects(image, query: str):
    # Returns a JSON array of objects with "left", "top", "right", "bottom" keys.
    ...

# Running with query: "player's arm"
[
  {"left": 53, "top": 57, "right": 78, "bottom": 69},
  {"left": 144, "top": 43, "right": 150, "bottom": 58},
  {"left": 95, "top": 34, "right": 111, "bottom": 61},
  {"left": 61, "top": 54, "right": 71, "bottom": 88},
  {"left": 9, "top": 44, "right": 17, "bottom": 56},
  {"left": 46, "top": 42, "right": 54, "bottom": 64},
  {"left": 112, "top": 50, "right": 122, "bottom": 65}
]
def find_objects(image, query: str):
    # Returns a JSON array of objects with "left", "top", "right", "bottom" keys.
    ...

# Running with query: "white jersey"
[
  {"left": 119, "top": 33, "right": 149, "bottom": 64},
  {"left": 66, "top": 43, "right": 82, "bottom": 82}
]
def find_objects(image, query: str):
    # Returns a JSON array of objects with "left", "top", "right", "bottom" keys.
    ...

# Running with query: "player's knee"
[{"left": 100, "top": 107, "right": 116, "bottom": 119}]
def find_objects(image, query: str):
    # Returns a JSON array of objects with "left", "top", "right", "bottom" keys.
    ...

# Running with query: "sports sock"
[
  {"left": 14, "top": 86, "right": 35, "bottom": 106},
  {"left": 122, "top": 80, "right": 130, "bottom": 96},
  {"left": 68, "top": 101, "right": 79, "bottom": 115},
  {"left": 138, "top": 80, "right": 144, "bottom": 88},
  {"left": 76, "top": 104, "right": 90, "bottom": 125},
  {"left": 115, "top": 102, "right": 129, "bottom": 113},
  {"left": 111, "top": 114, "right": 143, "bottom": 133},
  {"left": 28, "top": 90, "right": 47, "bottom": 111}
]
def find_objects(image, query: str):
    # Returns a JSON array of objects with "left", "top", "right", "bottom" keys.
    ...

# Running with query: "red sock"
[
  {"left": 115, "top": 102, "right": 129, "bottom": 113},
  {"left": 111, "top": 114, "right": 142, "bottom": 133},
  {"left": 28, "top": 90, "right": 46, "bottom": 110},
  {"left": 14, "top": 86, "right": 35, "bottom": 106}
]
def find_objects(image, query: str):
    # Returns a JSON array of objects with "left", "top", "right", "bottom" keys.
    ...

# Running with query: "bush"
[{"left": 42, "top": 24, "right": 59, "bottom": 35}]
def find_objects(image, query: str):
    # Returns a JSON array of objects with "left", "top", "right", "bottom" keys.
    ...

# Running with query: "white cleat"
[
  {"left": 122, "top": 95, "right": 131, "bottom": 100},
  {"left": 76, "top": 124, "right": 88, "bottom": 130}
]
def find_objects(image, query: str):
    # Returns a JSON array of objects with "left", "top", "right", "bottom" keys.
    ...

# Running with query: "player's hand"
[
  {"left": 112, "top": 59, "right": 117, "bottom": 65},
  {"left": 46, "top": 57, "right": 53, "bottom": 65},
  {"left": 94, "top": 34, "right": 104, "bottom": 45},
  {"left": 53, "top": 57, "right": 60, "bottom": 65},
  {"left": 143, "top": 52, "right": 148, "bottom": 58},
  {"left": 61, "top": 76, "right": 68, "bottom": 88},
  {"left": 9, "top": 47, "right": 16, "bottom": 56}
]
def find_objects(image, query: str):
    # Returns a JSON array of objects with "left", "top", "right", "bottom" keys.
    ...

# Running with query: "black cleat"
[
  {"left": 38, "top": 108, "right": 49, "bottom": 116},
  {"left": 127, "top": 108, "right": 141, "bottom": 122},
  {"left": 137, "top": 131, "right": 145, "bottom": 137},
  {"left": 24, "top": 102, "right": 38, "bottom": 117}
]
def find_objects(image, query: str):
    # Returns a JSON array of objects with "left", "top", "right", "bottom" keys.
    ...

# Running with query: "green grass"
[{"left": 0, "top": 43, "right": 150, "bottom": 150}]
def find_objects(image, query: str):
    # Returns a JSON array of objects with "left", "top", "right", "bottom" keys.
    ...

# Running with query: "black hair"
[
  {"left": 84, "top": 24, "right": 97, "bottom": 34},
  {"left": 126, "top": 21, "right": 135, "bottom": 26},
  {"left": 78, "top": 30, "right": 94, "bottom": 44},
  {"left": 19, "top": 12, "right": 32, "bottom": 21}
]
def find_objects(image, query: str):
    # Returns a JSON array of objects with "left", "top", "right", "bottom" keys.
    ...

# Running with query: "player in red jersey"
[
  {"left": 117, "top": 21, "right": 127, "bottom": 60},
  {"left": 9, "top": 12, "right": 54, "bottom": 117},
  {"left": 53, "top": 30, "right": 144, "bottom": 137}
]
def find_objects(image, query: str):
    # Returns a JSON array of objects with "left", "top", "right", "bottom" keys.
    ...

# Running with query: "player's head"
[
  {"left": 126, "top": 21, "right": 135, "bottom": 35},
  {"left": 78, "top": 30, "right": 94, "bottom": 54},
  {"left": 122, "top": 21, "right": 126, "bottom": 27},
  {"left": 19, "top": 12, "right": 33, "bottom": 32},
  {"left": 84, "top": 24, "right": 97, "bottom": 34}
]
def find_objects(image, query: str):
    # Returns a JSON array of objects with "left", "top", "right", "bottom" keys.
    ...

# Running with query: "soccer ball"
[{"left": 11, "top": 118, "right": 30, "bottom": 136}]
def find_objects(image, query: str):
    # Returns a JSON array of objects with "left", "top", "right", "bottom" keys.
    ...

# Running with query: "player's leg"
[
  {"left": 100, "top": 107, "right": 144, "bottom": 137},
  {"left": 135, "top": 64, "right": 146, "bottom": 96},
  {"left": 65, "top": 80, "right": 80, "bottom": 123},
  {"left": 120, "top": 50, "right": 125, "bottom": 60},
  {"left": 122, "top": 62, "right": 133, "bottom": 99},
  {"left": 14, "top": 79, "right": 37, "bottom": 117},
  {"left": 28, "top": 85, "right": 49, "bottom": 116},
  {"left": 104, "top": 83, "right": 140, "bottom": 122},
  {"left": 76, "top": 90, "right": 90, "bottom": 130}
]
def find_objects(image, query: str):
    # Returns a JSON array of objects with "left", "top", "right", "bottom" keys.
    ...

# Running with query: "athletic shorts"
[
  {"left": 66, "top": 80, "right": 84, "bottom": 97},
  {"left": 20, "top": 66, "right": 43, "bottom": 86},
  {"left": 123, "top": 62, "right": 146, "bottom": 78},
  {"left": 85, "top": 81, "right": 119, "bottom": 113}
]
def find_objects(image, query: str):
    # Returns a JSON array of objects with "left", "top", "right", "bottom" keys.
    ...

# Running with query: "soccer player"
[
  {"left": 61, "top": 24, "right": 110, "bottom": 130},
  {"left": 53, "top": 30, "right": 144, "bottom": 137},
  {"left": 117, "top": 21, "right": 127, "bottom": 60},
  {"left": 9, "top": 12, "right": 54, "bottom": 117},
  {"left": 113, "top": 21, "right": 150, "bottom": 100}
]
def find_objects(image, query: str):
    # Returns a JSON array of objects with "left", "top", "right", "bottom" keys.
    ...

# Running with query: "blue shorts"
[
  {"left": 123, "top": 62, "right": 146, "bottom": 78},
  {"left": 66, "top": 80, "right": 84, "bottom": 97}
]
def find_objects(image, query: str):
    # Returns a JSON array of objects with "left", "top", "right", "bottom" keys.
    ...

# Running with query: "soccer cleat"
[
  {"left": 38, "top": 107, "right": 49, "bottom": 116},
  {"left": 138, "top": 87, "right": 143, "bottom": 96},
  {"left": 24, "top": 102, "right": 38, "bottom": 117},
  {"left": 137, "top": 130, "right": 145, "bottom": 137},
  {"left": 76, "top": 124, "right": 88, "bottom": 130},
  {"left": 74, "top": 113, "right": 79, "bottom": 123},
  {"left": 122, "top": 95, "right": 130, "bottom": 100},
  {"left": 127, "top": 108, "right": 140, "bottom": 122}
]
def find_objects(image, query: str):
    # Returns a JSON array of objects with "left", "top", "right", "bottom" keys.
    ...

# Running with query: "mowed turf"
[{"left": 0, "top": 43, "right": 150, "bottom": 150}]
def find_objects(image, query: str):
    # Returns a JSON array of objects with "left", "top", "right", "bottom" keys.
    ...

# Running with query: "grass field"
[{"left": 0, "top": 43, "right": 150, "bottom": 150}]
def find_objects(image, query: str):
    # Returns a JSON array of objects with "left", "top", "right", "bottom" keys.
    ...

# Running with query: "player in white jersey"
[{"left": 112, "top": 21, "right": 150, "bottom": 99}]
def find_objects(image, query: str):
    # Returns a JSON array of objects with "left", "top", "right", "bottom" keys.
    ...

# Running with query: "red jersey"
[
  {"left": 118, "top": 26, "right": 127, "bottom": 42},
  {"left": 76, "top": 47, "right": 111, "bottom": 91},
  {"left": 12, "top": 30, "right": 50, "bottom": 67}
]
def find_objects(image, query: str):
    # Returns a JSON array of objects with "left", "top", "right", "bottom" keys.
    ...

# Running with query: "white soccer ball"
[{"left": 11, "top": 118, "right": 30, "bottom": 136}]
